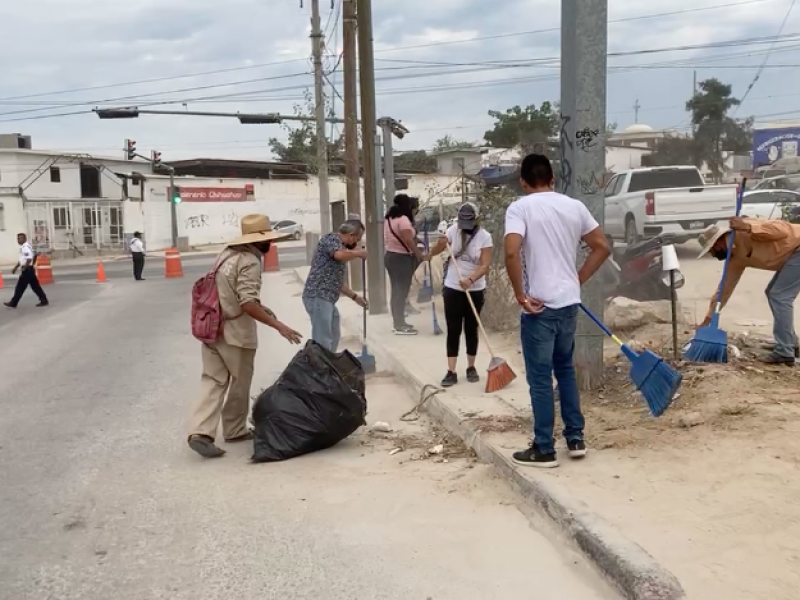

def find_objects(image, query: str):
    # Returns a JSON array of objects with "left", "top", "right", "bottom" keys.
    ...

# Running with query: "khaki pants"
[{"left": 188, "top": 339, "right": 256, "bottom": 441}]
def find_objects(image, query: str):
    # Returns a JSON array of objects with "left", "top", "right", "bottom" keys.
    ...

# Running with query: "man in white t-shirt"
[
  {"left": 504, "top": 154, "right": 610, "bottom": 468},
  {"left": 4, "top": 233, "right": 49, "bottom": 309}
]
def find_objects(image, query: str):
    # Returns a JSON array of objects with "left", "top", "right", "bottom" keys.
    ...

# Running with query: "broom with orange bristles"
[{"left": 446, "top": 242, "right": 516, "bottom": 393}]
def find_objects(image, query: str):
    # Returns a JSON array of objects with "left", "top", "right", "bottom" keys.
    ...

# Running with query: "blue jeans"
[
  {"left": 520, "top": 305, "right": 584, "bottom": 454},
  {"left": 302, "top": 296, "right": 341, "bottom": 353}
]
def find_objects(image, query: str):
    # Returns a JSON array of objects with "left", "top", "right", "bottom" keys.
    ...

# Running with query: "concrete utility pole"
[
  {"left": 311, "top": 0, "right": 332, "bottom": 234},
  {"left": 343, "top": 0, "right": 362, "bottom": 290},
  {"left": 559, "top": 0, "right": 608, "bottom": 390},
  {"left": 356, "top": 0, "right": 386, "bottom": 314},
  {"left": 168, "top": 168, "right": 178, "bottom": 249}
]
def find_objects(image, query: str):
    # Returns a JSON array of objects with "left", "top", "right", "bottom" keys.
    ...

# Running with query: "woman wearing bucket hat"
[
  {"left": 698, "top": 215, "right": 800, "bottom": 365},
  {"left": 429, "top": 202, "right": 493, "bottom": 386},
  {"left": 187, "top": 214, "right": 303, "bottom": 459}
]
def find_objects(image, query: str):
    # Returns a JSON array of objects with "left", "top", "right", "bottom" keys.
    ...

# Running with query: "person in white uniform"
[
  {"left": 429, "top": 203, "right": 493, "bottom": 387},
  {"left": 4, "top": 233, "right": 48, "bottom": 308},
  {"left": 130, "top": 231, "right": 146, "bottom": 281}
]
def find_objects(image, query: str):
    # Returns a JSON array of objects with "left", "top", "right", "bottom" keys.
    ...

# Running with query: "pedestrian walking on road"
[
  {"left": 429, "top": 203, "right": 493, "bottom": 387},
  {"left": 4, "top": 233, "right": 48, "bottom": 309},
  {"left": 504, "top": 154, "right": 610, "bottom": 468},
  {"left": 187, "top": 214, "right": 303, "bottom": 459},
  {"left": 384, "top": 194, "right": 428, "bottom": 335},
  {"left": 698, "top": 217, "right": 800, "bottom": 365},
  {"left": 130, "top": 231, "right": 146, "bottom": 281},
  {"left": 302, "top": 219, "right": 369, "bottom": 353}
]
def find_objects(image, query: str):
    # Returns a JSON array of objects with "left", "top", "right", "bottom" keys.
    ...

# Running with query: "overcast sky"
[{"left": 0, "top": 0, "right": 798, "bottom": 161}]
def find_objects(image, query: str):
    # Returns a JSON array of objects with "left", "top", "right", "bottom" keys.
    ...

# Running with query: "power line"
[{"left": 736, "top": 0, "right": 798, "bottom": 113}]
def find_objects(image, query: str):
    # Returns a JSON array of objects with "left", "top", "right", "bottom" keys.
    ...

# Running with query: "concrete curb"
[{"left": 290, "top": 267, "right": 686, "bottom": 600}]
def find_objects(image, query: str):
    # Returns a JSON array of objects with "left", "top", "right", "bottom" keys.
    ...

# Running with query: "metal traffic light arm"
[{"left": 95, "top": 107, "right": 349, "bottom": 125}]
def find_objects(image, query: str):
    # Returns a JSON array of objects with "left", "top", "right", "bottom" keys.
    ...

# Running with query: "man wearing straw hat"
[
  {"left": 187, "top": 214, "right": 303, "bottom": 459},
  {"left": 698, "top": 216, "right": 800, "bottom": 365}
]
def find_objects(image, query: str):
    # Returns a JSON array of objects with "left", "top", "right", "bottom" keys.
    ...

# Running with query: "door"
[
  {"left": 603, "top": 175, "right": 625, "bottom": 237},
  {"left": 82, "top": 207, "right": 100, "bottom": 246},
  {"left": 109, "top": 207, "right": 123, "bottom": 244}
]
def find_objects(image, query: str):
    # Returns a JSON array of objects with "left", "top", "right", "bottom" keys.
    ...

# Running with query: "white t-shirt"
[
  {"left": 130, "top": 238, "right": 145, "bottom": 253},
  {"left": 504, "top": 191, "right": 599, "bottom": 309},
  {"left": 18, "top": 242, "right": 33, "bottom": 268},
  {"left": 444, "top": 225, "right": 493, "bottom": 292}
]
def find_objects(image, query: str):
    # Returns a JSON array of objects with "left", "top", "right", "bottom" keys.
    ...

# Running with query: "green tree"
[
  {"left": 644, "top": 135, "right": 699, "bottom": 167},
  {"left": 687, "top": 78, "right": 753, "bottom": 181},
  {"left": 432, "top": 134, "right": 475, "bottom": 152},
  {"left": 268, "top": 91, "right": 344, "bottom": 170},
  {"left": 484, "top": 102, "right": 558, "bottom": 154}
]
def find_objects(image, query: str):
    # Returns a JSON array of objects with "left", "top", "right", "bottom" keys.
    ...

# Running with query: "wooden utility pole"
[
  {"left": 343, "top": 0, "right": 361, "bottom": 289},
  {"left": 357, "top": 0, "right": 386, "bottom": 314},
  {"left": 311, "top": 0, "right": 331, "bottom": 233}
]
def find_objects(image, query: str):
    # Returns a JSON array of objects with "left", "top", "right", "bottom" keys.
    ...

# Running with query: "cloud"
[{"left": 0, "top": 0, "right": 798, "bottom": 160}]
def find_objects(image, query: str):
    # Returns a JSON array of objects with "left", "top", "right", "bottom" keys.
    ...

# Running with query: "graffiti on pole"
[
  {"left": 575, "top": 127, "right": 599, "bottom": 152},
  {"left": 576, "top": 171, "right": 603, "bottom": 196},
  {"left": 558, "top": 112, "right": 574, "bottom": 196}
]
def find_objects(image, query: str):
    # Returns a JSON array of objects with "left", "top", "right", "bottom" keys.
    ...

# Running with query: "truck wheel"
[{"left": 625, "top": 217, "right": 638, "bottom": 246}]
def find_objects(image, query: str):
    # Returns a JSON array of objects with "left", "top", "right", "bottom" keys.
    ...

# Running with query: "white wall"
[
  {"left": 606, "top": 146, "right": 650, "bottom": 173},
  {"left": 0, "top": 195, "right": 26, "bottom": 264},
  {"left": 134, "top": 172, "right": 459, "bottom": 250}
]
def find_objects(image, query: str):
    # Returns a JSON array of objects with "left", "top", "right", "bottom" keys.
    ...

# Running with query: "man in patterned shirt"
[{"left": 302, "top": 219, "right": 369, "bottom": 352}]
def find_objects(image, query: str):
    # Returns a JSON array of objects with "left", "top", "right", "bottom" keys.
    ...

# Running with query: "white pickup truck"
[{"left": 603, "top": 166, "right": 738, "bottom": 245}]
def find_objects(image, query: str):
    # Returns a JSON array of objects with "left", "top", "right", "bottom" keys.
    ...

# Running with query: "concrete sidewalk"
[{"left": 294, "top": 266, "right": 684, "bottom": 600}]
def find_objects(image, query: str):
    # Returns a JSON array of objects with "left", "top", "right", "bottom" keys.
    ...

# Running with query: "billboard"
[
  {"left": 753, "top": 127, "right": 800, "bottom": 167},
  {"left": 178, "top": 186, "right": 254, "bottom": 202}
]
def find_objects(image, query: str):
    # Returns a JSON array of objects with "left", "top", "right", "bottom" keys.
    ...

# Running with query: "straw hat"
[
  {"left": 227, "top": 214, "right": 290, "bottom": 247},
  {"left": 697, "top": 223, "right": 731, "bottom": 258}
]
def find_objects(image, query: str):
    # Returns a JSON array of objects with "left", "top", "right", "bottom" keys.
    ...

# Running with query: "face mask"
[
  {"left": 461, "top": 226, "right": 476, "bottom": 234},
  {"left": 344, "top": 242, "right": 357, "bottom": 250},
  {"left": 254, "top": 242, "right": 271, "bottom": 255},
  {"left": 711, "top": 248, "right": 727, "bottom": 261}
]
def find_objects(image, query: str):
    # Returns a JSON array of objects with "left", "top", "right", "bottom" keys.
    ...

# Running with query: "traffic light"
[
  {"left": 171, "top": 186, "right": 182, "bottom": 204},
  {"left": 151, "top": 150, "right": 162, "bottom": 167},
  {"left": 125, "top": 139, "right": 136, "bottom": 160}
]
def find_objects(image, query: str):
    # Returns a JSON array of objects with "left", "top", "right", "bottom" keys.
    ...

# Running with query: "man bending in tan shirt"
[
  {"left": 698, "top": 216, "right": 800, "bottom": 365},
  {"left": 188, "top": 214, "right": 303, "bottom": 458}
]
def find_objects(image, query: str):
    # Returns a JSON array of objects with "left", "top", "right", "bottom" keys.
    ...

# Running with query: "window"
[
  {"left": 628, "top": 168, "right": 703, "bottom": 193},
  {"left": 79, "top": 164, "right": 101, "bottom": 198},
  {"left": 743, "top": 192, "right": 776, "bottom": 205},
  {"left": 109, "top": 207, "right": 123, "bottom": 243},
  {"left": 604, "top": 175, "right": 618, "bottom": 197},
  {"left": 50, "top": 166, "right": 61, "bottom": 183},
  {"left": 53, "top": 207, "right": 72, "bottom": 229}
]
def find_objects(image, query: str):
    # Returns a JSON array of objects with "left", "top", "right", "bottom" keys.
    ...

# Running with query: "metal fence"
[{"left": 24, "top": 200, "right": 125, "bottom": 256}]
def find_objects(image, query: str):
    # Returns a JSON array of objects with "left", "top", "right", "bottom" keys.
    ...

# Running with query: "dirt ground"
[{"left": 489, "top": 314, "right": 800, "bottom": 599}]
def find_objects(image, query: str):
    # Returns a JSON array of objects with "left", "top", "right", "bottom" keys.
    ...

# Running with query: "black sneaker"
[
  {"left": 512, "top": 445, "right": 558, "bottom": 469},
  {"left": 393, "top": 325, "right": 418, "bottom": 336},
  {"left": 36, "top": 301, "right": 49, "bottom": 307},
  {"left": 567, "top": 439, "right": 587, "bottom": 459},
  {"left": 441, "top": 371, "right": 458, "bottom": 387},
  {"left": 759, "top": 352, "right": 795, "bottom": 366},
  {"left": 760, "top": 343, "right": 800, "bottom": 358},
  {"left": 466, "top": 366, "right": 479, "bottom": 383},
  {"left": 3, "top": 302, "right": 16, "bottom": 309}
]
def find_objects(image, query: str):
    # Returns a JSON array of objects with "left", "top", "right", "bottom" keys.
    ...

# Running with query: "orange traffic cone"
[
  {"left": 96, "top": 261, "right": 107, "bottom": 283},
  {"left": 35, "top": 255, "right": 54, "bottom": 285},
  {"left": 164, "top": 248, "right": 184, "bottom": 278},
  {"left": 0, "top": 270, "right": 4, "bottom": 289},
  {"left": 263, "top": 244, "right": 279, "bottom": 272}
]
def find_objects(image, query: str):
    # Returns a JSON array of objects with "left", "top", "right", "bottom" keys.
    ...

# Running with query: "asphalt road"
[
  {"left": 2, "top": 245, "right": 308, "bottom": 284},
  {"left": 0, "top": 269, "right": 615, "bottom": 600}
]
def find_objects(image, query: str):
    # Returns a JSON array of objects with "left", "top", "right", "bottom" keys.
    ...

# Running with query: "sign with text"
[{"left": 180, "top": 187, "right": 253, "bottom": 202}]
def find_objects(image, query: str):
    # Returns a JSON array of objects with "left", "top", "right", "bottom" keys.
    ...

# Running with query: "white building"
[{"left": 0, "top": 139, "right": 456, "bottom": 263}]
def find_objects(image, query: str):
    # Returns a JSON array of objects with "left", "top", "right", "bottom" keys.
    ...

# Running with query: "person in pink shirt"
[{"left": 384, "top": 194, "right": 428, "bottom": 334}]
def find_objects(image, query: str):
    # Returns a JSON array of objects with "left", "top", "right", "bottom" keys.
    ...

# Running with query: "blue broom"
[
  {"left": 580, "top": 304, "right": 681, "bottom": 417},
  {"left": 424, "top": 228, "right": 444, "bottom": 335},
  {"left": 684, "top": 179, "right": 746, "bottom": 363}
]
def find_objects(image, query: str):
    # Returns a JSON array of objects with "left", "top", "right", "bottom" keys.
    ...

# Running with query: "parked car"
[
  {"left": 740, "top": 189, "right": 800, "bottom": 222},
  {"left": 751, "top": 174, "right": 800, "bottom": 191},
  {"left": 273, "top": 219, "right": 304, "bottom": 240},
  {"left": 603, "top": 166, "right": 738, "bottom": 245}
]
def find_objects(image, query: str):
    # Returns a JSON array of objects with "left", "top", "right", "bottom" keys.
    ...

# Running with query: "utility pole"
[
  {"left": 357, "top": 0, "right": 386, "bottom": 314},
  {"left": 311, "top": 0, "right": 331, "bottom": 234},
  {"left": 559, "top": 0, "right": 607, "bottom": 390},
  {"left": 343, "top": 0, "right": 361, "bottom": 290},
  {"left": 168, "top": 169, "right": 178, "bottom": 248}
]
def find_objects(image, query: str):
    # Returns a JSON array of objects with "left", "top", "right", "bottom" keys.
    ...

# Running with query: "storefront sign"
[{"left": 179, "top": 187, "right": 252, "bottom": 202}]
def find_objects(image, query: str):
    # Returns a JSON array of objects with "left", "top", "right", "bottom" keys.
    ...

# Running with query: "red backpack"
[{"left": 191, "top": 253, "right": 236, "bottom": 344}]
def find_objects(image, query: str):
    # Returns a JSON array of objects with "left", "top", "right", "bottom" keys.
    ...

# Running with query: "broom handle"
[
  {"left": 445, "top": 240, "right": 497, "bottom": 358},
  {"left": 579, "top": 304, "right": 626, "bottom": 348},
  {"left": 715, "top": 179, "right": 746, "bottom": 310}
]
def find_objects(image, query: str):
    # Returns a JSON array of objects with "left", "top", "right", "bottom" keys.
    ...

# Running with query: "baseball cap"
[{"left": 457, "top": 202, "right": 479, "bottom": 229}]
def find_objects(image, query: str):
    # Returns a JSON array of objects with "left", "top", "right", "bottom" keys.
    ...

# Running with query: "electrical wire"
[{"left": 735, "top": 0, "right": 798, "bottom": 113}]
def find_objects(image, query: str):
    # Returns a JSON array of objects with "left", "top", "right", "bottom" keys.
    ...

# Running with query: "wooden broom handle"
[{"left": 445, "top": 241, "right": 497, "bottom": 358}]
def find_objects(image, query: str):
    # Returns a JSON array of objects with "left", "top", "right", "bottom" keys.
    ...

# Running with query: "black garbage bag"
[{"left": 252, "top": 340, "right": 367, "bottom": 463}]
